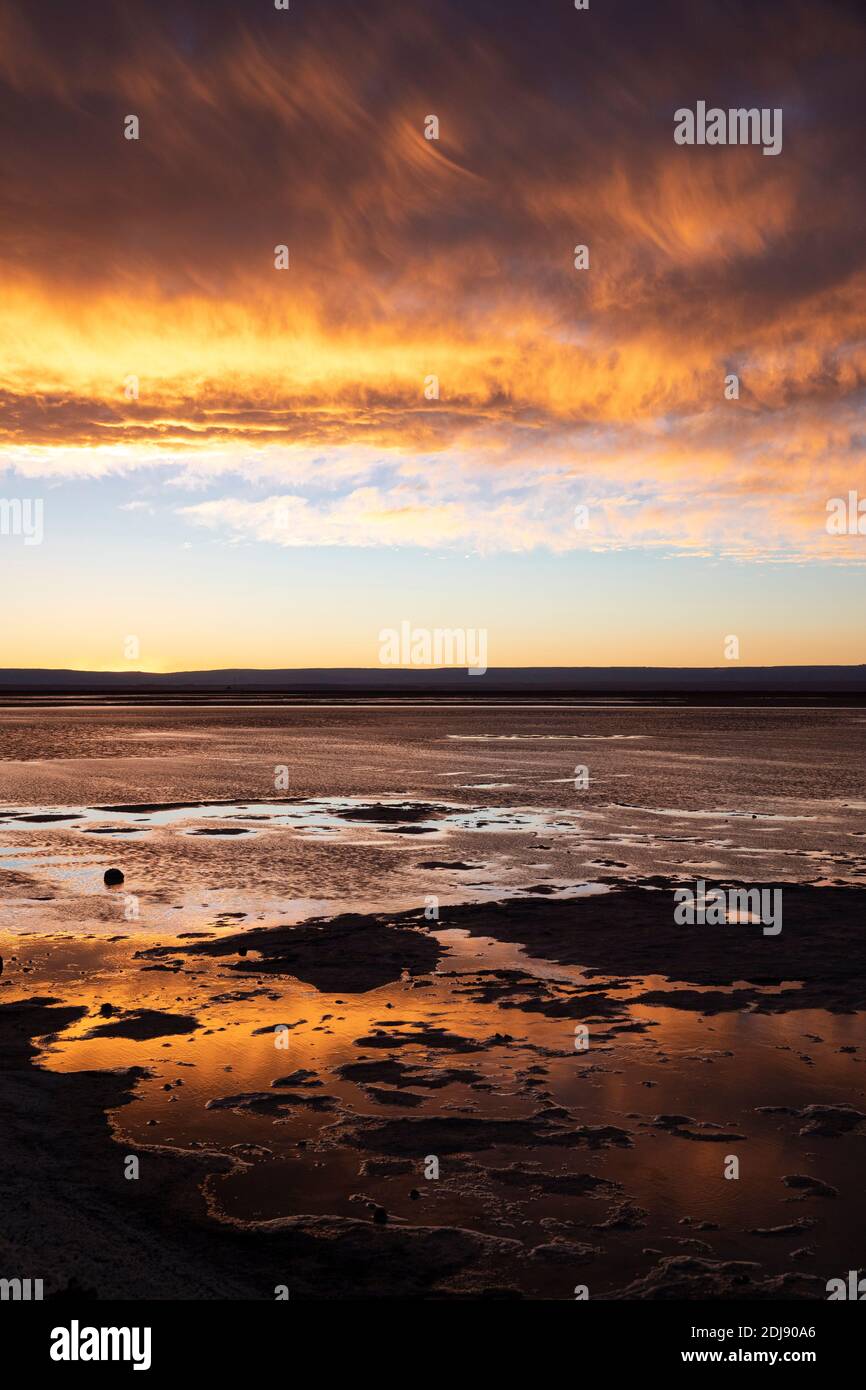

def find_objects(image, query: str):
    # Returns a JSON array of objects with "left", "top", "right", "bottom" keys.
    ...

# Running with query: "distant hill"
[{"left": 0, "top": 666, "right": 864, "bottom": 699}]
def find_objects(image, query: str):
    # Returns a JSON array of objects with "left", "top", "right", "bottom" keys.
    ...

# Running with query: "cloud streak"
[{"left": 1, "top": 0, "right": 865, "bottom": 562}]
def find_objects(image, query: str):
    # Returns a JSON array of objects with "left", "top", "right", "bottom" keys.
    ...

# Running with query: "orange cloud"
[{"left": 1, "top": 0, "right": 864, "bottom": 564}]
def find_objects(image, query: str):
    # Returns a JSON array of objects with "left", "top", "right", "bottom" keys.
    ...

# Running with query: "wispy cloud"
[{"left": 1, "top": 0, "right": 864, "bottom": 564}]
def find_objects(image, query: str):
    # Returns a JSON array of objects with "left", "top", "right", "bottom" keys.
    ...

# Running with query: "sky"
[{"left": 1, "top": 0, "right": 864, "bottom": 671}]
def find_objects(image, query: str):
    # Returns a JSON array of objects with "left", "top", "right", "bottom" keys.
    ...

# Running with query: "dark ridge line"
[{"left": 0, "top": 665, "right": 865, "bottom": 702}]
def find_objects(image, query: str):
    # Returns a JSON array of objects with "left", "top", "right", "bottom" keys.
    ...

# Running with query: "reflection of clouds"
[{"left": 1, "top": 0, "right": 865, "bottom": 560}]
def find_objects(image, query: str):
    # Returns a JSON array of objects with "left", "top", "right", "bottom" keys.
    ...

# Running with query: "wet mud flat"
[
  {"left": 2, "top": 882, "right": 864, "bottom": 1300},
  {"left": 154, "top": 881, "right": 866, "bottom": 1014},
  {"left": 0, "top": 1000, "right": 526, "bottom": 1300},
  {"left": 1, "top": 705, "right": 864, "bottom": 1298}
]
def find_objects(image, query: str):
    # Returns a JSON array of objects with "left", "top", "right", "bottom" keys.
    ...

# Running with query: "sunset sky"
[{"left": 1, "top": 0, "right": 864, "bottom": 670}]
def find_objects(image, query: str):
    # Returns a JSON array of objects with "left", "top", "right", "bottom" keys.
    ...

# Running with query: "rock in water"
[{"left": 103, "top": 868, "right": 125, "bottom": 886}]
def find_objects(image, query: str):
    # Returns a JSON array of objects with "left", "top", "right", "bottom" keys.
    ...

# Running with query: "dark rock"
[
  {"left": 83, "top": 1009, "right": 199, "bottom": 1040},
  {"left": 783, "top": 1174, "right": 838, "bottom": 1198}
]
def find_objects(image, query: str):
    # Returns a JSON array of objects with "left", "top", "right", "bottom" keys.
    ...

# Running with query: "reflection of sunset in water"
[
  {"left": 7, "top": 924, "right": 861, "bottom": 1292},
  {"left": 2, "top": 704, "right": 865, "bottom": 1296}
]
